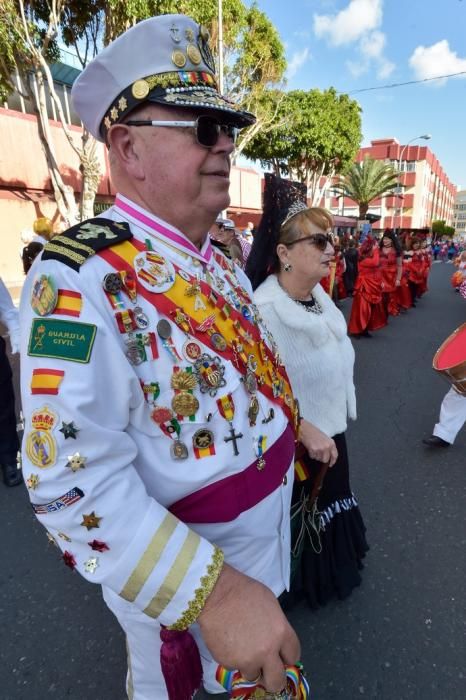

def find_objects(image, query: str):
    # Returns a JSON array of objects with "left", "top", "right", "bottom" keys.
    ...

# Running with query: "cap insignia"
[
  {"left": 187, "top": 44, "right": 202, "bottom": 65},
  {"left": 172, "top": 50, "right": 187, "bottom": 68},
  {"left": 132, "top": 79, "right": 150, "bottom": 100},
  {"left": 170, "top": 23, "right": 182, "bottom": 43}
]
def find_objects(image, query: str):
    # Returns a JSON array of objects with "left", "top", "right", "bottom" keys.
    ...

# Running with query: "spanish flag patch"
[
  {"left": 52, "top": 289, "right": 83, "bottom": 317},
  {"left": 30, "top": 368, "right": 65, "bottom": 395}
]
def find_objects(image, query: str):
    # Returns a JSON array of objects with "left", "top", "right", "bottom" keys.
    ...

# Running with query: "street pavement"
[{"left": 1, "top": 263, "right": 465, "bottom": 700}]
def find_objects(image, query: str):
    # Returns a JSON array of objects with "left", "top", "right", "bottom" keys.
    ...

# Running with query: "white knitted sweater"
[{"left": 254, "top": 275, "right": 357, "bottom": 438}]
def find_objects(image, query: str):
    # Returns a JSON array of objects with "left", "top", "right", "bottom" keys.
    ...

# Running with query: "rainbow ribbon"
[{"left": 216, "top": 663, "right": 310, "bottom": 699}]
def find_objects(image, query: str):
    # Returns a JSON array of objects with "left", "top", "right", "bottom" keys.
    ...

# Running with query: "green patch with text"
[{"left": 28, "top": 319, "right": 97, "bottom": 363}]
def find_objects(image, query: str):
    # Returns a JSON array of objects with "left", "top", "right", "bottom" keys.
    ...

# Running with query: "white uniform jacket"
[{"left": 20, "top": 195, "right": 293, "bottom": 629}]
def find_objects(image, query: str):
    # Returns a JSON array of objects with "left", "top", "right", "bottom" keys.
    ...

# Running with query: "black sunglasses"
[
  {"left": 124, "top": 116, "right": 239, "bottom": 148},
  {"left": 285, "top": 233, "right": 333, "bottom": 251}
]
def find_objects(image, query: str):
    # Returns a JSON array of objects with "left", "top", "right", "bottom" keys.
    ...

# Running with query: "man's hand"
[
  {"left": 299, "top": 419, "right": 338, "bottom": 467},
  {"left": 198, "top": 564, "right": 300, "bottom": 693}
]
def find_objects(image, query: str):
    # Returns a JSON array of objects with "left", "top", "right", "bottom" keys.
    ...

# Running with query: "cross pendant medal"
[{"left": 224, "top": 422, "right": 243, "bottom": 456}]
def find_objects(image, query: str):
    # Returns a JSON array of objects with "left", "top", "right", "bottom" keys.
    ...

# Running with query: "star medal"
[
  {"left": 84, "top": 556, "right": 99, "bottom": 573},
  {"left": 59, "top": 420, "right": 79, "bottom": 439},
  {"left": 25, "top": 406, "right": 58, "bottom": 469},
  {"left": 184, "top": 277, "right": 206, "bottom": 311},
  {"left": 81, "top": 511, "right": 102, "bottom": 530},
  {"left": 134, "top": 251, "right": 175, "bottom": 292},
  {"left": 194, "top": 354, "right": 226, "bottom": 397},
  {"left": 66, "top": 452, "right": 87, "bottom": 472},
  {"left": 31, "top": 274, "right": 58, "bottom": 316}
]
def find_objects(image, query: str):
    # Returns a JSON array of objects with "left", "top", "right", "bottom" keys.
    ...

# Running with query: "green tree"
[
  {"left": 333, "top": 156, "right": 398, "bottom": 219},
  {"left": 1, "top": 0, "right": 285, "bottom": 222},
  {"left": 244, "top": 87, "right": 362, "bottom": 204}
]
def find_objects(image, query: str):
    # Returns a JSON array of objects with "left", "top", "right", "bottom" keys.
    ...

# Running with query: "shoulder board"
[{"left": 42, "top": 218, "right": 132, "bottom": 272}]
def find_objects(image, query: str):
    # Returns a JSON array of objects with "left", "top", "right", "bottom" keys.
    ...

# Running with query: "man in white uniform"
[
  {"left": 20, "top": 14, "right": 303, "bottom": 700},
  {"left": 423, "top": 386, "right": 466, "bottom": 447}
]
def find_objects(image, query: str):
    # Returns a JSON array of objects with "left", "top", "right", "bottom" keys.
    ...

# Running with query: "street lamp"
[{"left": 395, "top": 134, "right": 431, "bottom": 232}]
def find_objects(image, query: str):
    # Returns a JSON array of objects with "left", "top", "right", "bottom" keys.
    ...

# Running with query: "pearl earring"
[{"left": 284, "top": 262, "right": 292, "bottom": 272}]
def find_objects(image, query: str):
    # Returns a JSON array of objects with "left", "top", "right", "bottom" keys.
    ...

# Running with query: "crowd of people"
[{"left": 0, "top": 12, "right": 464, "bottom": 700}]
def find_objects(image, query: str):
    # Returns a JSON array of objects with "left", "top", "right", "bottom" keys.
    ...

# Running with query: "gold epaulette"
[{"left": 42, "top": 218, "right": 132, "bottom": 272}]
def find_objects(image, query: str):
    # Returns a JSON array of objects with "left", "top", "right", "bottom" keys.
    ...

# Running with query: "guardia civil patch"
[{"left": 28, "top": 319, "right": 97, "bottom": 363}]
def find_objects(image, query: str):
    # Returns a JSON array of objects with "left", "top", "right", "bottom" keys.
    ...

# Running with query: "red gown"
[
  {"left": 379, "top": 247, "right": 400, "bottom": 316},
  {"left": 418, "top": 249, "right": 431, "bottom": 296},
  {"left": 348, "top": 247, "right": 387, "bottom": 334},
  {"left": 397, "top": 257, "right": 412, "bottom": 310},
  {"left": 335, "top": 253, "right": 347, "bottom": 300}
]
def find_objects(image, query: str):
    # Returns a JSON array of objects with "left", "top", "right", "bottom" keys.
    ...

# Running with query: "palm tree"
[{"left": 333, "top": 156, "right": 399, "bottom": 219}]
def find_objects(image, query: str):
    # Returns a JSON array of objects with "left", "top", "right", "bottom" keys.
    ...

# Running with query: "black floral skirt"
[{"left": 282, "top": 432, "right": 369, "bottom": 610}]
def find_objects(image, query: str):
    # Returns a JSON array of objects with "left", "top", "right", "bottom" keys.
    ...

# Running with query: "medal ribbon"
[
  {"left": 114, "top": 194, "right": 214, "bottom": 265},
  {"left": 99, "top": 240, "right": 299, "bottom": 434},
  {"left": 216, "top": 394, "right": 235, "bottom": 423}
]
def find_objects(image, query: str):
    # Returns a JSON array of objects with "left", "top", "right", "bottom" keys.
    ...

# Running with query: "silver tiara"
[{"left": 281, "top": 200, "right": 308, "bottom": 227}]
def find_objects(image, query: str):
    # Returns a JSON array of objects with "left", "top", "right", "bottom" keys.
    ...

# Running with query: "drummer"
[{"left": 422, "top": 387, "right": 466, "bottom": 448}]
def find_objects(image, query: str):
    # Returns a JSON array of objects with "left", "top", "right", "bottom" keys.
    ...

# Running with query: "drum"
[{"left": 433, "top": 323, "right": 466, "bottom": 395}]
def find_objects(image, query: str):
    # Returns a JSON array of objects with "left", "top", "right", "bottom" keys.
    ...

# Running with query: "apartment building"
[
  {"left": 323, "top": 138, "right": 457, "bottom": 232},
  {"left": 453, "top": 190, "right": 466, "bottom": 239}
]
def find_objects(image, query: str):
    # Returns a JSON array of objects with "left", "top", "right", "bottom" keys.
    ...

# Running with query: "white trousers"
[
  {"left": 102, "top": 585, "right": 224, "bottom": 700},
  {"left": 433, "top": 387, "right": 466, "bottom": 444}
]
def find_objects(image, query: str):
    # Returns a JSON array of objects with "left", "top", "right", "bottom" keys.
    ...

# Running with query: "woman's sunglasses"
[
  {"left": 285, "top": 233, "right": 333, "bottom": 251},
  {"left": 125, "top": 115, "right": 239, "bottom": 148}
]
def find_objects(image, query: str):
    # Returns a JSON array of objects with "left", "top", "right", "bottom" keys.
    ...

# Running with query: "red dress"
[
  {"left": 335, "top": 253, "right": 347, "bottom": 300},
  {"left": 418, "top": 249, "right": 431, "bottom": 296},
  {"left": 397, "top": 257, "right": 412, "bottom": 310},
  {"left": 348, "top": 247, "right": 387, "bottom": 334},
  {"left": 379, "top": 247, "right": 400, "bottom": 316}
]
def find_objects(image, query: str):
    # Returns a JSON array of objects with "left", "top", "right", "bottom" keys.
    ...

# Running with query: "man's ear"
[{"left": 107, "top": 124, "right": 146, "bottom": 181}]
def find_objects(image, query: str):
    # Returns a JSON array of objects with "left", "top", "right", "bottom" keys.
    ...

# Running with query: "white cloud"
[
  {"left": 313, "top": 1, "right": 394, "bottom": 81},
  {"left": 346, "top": 59, "right": 369, "bottom": 78},
  {"left": 377, "top": 59, "right": 395, "bottom": 79},
  {"left": 409, "top": 40, "right": 466, "bottom": 84},
  {"left": 313, "top": 0, "right": 383, "bottom": 46},
  {"left": 287, "top": 48, "right": 311, "bottom": 79},
  {"left": 360, "top": 29, "right": 385, "bottom": 59}
]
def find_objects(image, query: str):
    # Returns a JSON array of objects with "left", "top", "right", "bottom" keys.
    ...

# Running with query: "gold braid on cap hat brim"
[{"left": 101, "top": 70, "right": 218, "bottom": 138}]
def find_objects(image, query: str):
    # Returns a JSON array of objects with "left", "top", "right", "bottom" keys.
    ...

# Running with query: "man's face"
[{"left": 127, "top": 105, "right": 235, "bottom": 229}]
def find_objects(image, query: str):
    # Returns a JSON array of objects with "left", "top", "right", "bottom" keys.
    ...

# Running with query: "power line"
[{"left": 346, "top": 70, "right": 466, "bottom": 95}]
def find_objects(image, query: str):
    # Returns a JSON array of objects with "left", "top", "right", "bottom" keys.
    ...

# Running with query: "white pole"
[{"left": 218, "top": 0, "right": 224, "bottom": 94}]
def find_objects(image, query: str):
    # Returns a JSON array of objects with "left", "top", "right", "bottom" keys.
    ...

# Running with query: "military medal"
[
  {"left": 66, "top": 452, "right": 87, "bottom": 472},
  {"left": 183, "top": 339, "right": 202, "bottom": 363},
  {"left": 140, "top": 380, "right": 160, "bottom": 404},
  {"left": 151, "top": 406, "right": 188, "bottom": 460},
  {"left": 125, "top": 335, "right": 145, "bottom": 365},
  {"left": 248, "top": 395, "right": 260, "bottom": 427},
  {"left": 171, "top": 368, "right": 199, "bottom": 418},
  {"left": 193, "top": 428, "right": 215, "bottom": 459},
  {"left": 253, "top": 435, "right": 267, "bottom": 471},
  {"left": 25, "top": 406, "right": 58, "bottom": 469},
  {"left": 157, "top": 319, "right": 182, "bottom": 361},
  {"left": 194, "top": 353, "right": 226, "bottom": 397},
  {"left": 134, "top": 251, "right": 175, "bottom": 292},
  {"left": 31, "top": 274, "right": 58, "bottom": 316},
  {"left": 134, "top": 306, "right": 149, "bottom": 329},
  {"left": 103, "top": 272, "right": 123, "bottom": 294},
  {"left": 81, "top": 511, "right": 102, "bottom": 530},
  {"left": 217, "top": 393, "right": 243, "bottom": 456},
  {"left": 184, "top": 277, "right": 206, "bottom": 311},
  {"left": 59, "top": 420, "right": 79, "bottom": 439}
]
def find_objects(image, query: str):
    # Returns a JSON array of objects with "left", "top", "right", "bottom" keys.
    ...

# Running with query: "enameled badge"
[{"left": 134, "top": 251, "right": 175, "bottom": 293}]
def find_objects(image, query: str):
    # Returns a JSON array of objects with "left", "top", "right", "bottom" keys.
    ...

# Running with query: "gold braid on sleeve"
[{"left": 168, "top": 546, "right": 224, "bottom": 631}]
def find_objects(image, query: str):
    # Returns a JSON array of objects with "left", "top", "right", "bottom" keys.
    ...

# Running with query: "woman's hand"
[{"left": 299, "top": 419, "right": 338, "bottom": 467}]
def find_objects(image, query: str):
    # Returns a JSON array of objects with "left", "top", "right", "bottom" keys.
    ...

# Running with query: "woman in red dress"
[
  {"left": 417, "top": 239, "right": 431, "bottom": 296},
  {"left": 348, "top": 236, "right": 387, "bottom": 337},
  {"left": 404, "top": 236, "right": 424, "bottom": 307},
  {"left": 379, "top": 229, "right": 402, "bottom": 316}
]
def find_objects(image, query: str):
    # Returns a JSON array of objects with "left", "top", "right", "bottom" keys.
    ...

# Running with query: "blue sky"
[{"left": 246, "top": 0, "right": 466, "bottom": 189}]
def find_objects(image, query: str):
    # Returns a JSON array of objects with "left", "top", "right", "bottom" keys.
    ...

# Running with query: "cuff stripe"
[
  {"left": 119, "top": 512, "right": 178, "bottom": 602},
  {"left": 143, "top": 529, "right": 200, "bottom": 618}
]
